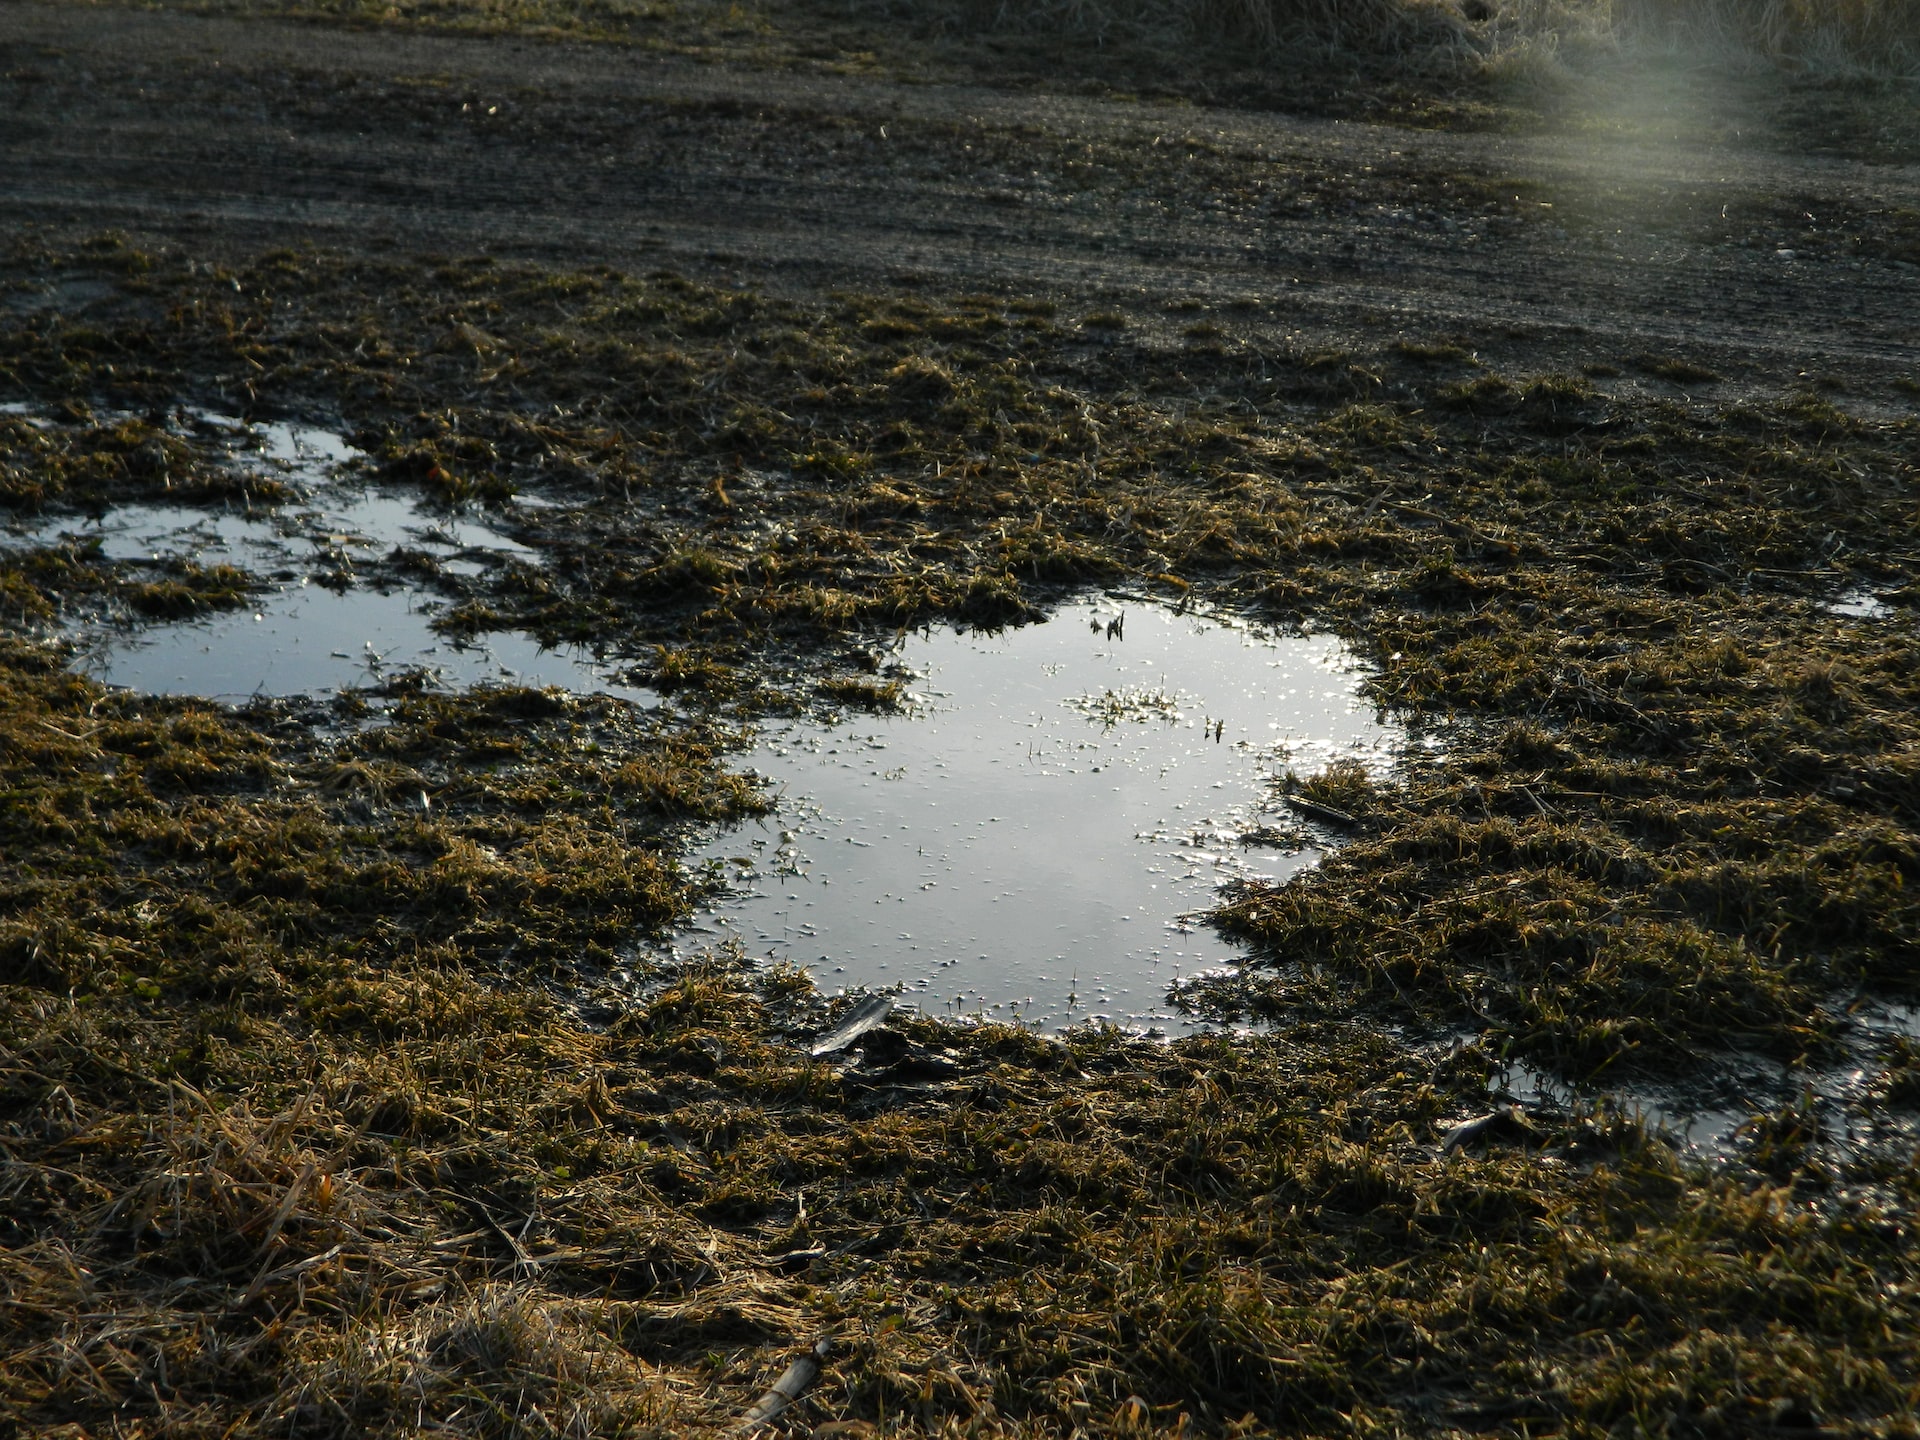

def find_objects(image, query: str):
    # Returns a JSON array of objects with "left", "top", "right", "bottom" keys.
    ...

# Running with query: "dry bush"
[
  {"left": 1607, "top": 0, "right": 1920, "bottom": 69},
  {"left": 1479, "top": 0, "right": 1920, "bottom": 76}
]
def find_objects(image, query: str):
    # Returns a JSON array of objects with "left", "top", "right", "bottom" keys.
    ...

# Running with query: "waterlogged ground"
[
  {"left": 2, "top": 409, "right": 649, "bottom": 700},
  {"left": 687, "top": 597, "right": 1398, "bottom": 1028},
  {"left": 10, "top": 409, "right": 1396, "bottom": 1027},
  {"left": 5, "top": 236, "right": 1920, "bottom": 1440},
  {"left": 1496, "top": 994, "right": 1920, "bottom": 1159},
  {"left": 3, "top": 11, "right": 1920, "bottom": 1432}
]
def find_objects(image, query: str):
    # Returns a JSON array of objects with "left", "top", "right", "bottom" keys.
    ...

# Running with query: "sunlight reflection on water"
[{"left": 681, "top": 596, "right": 1401, "bottom": 1033}]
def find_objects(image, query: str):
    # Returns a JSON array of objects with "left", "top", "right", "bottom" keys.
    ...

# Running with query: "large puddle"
[
  {"left": 680, "top": 597, "right": 1401, "bottom": 1031},
  {"left": 3, "top": 410, "right": 645, "bottom": 702}
]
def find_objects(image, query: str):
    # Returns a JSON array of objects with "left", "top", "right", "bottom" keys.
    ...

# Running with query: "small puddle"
[
  {"left": 681, "top": 597, "right": 1400, "bottom": 1032},
  {"left": 5, "top": 409, "right": 646, "bottom": 703},
  {"left": 1826, "top": 587, "right": 1892, "bottom": 621},
  {"left": 1493, "top": 996, "right": 1920, "bottom": 1161},
  {"left": 1492, "top": 1055, "right": 1757, "bottom": 1155},
  {"left": 87, "top": 577, "right": 640, "bottom": 701}
]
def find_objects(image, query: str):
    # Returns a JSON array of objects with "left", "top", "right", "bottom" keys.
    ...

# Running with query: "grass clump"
[
  {"left": 0, "top": 410, "right": 292, "bottom": 510},
  {"left": 1390, "top": 336, "right": 1477, "bottom": 364},
  {"left": 0, "top": 538, "right": 257, "bottom": 625},
  {"left": 1635, "top": 353, "right": 1724, "bottom": 384},
  {"left": 817, "top": 673, "right": 905, "bottom": 709}
]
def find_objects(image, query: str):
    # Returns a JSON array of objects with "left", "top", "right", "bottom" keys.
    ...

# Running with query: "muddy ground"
[
  {"left": 5, "top": 3, "right": 1920, "bottom": 384},
  {"left": 3, "top": 3, "right": 1920, "bottom": 1437}
]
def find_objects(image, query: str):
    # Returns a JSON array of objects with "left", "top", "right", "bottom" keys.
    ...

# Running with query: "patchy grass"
[
  {"left": 2, "top": 632, "right": 1917, "bottom": 1435},
  {"left": 4, "top": 238, "right": 1920, "bottom": 1076},
  {"left": 0, "top": 408, "right": 293, "bottom": 511},
  {"left": 4, "top": 234, "right": 1920, "bottom": 1434},
  {"left": 0, "top": 537, "right": 258, "bottom": 625}
]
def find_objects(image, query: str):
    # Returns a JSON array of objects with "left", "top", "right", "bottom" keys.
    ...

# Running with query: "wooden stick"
[
  {"left": 738, "top": 1339, "right": 831, "bottom": 1432},
  {"left": 1284, "top": 795, "right": 1358, "bottom": 828}
]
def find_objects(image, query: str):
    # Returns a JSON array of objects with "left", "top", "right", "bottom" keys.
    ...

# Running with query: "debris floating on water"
[
  {"left": 1443, "top": 1105, "right": 1539, "bottom": 1153},
  {"left": 1284, "top": 794, "right": 1359, "bottom": 828}
]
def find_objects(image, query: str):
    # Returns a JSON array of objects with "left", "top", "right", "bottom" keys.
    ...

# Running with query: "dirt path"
[{"left": 3, "top": 2, "right": 1916, "bottom": 381}]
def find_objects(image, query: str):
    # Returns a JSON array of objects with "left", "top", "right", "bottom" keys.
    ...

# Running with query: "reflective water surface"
[
  {"left": 1826, "top": 586, "right": 1893, "bottom": 621},
  {"left": 682, "top": 596, "right": 1401, "bottom": 1031},
  {"left": 4, "top": 412, "right": 644, "bottom": 702}
]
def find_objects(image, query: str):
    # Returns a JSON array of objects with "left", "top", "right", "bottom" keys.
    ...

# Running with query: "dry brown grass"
[
  {"left": 5, "top": 232, "right": 1920, "bottom": 1436},
  {"left": 1608, "top": 0, "right": 1920, "bottom": 68}
]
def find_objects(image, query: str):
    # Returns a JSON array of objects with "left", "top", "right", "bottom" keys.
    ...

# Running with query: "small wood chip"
[
  {"left": 1284, "top": 795, "right": 1358, "bottom": 828},
  {"left": 810, "top": 995, "right": 896, "bottom": 1057},
  {"left": 738, "top": 1339, "right": 831, "bottom": 1432}
]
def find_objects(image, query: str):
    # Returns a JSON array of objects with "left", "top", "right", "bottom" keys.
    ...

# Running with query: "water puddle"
[
  {"left": 4, "top": 408, "right": 646, "bottom": 703},
  {"left": 1826, "top": 586, "right": 1892, "bottom": 621},
  {"left": 681, "top": 597, "right": 1399, "bottom": 1032},
  {"left": 88, "top": 574, "right": 640, "bottom": 701},
  {"left": 1491, "top": 1054, "right": 1758, "bottom": 1156},
  {"left": 1491, "top": 996, "right": 1920, "bottom": 1161}
]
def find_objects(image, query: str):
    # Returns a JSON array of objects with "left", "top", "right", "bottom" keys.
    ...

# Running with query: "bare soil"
[{"left": 3, "top": 4, "right": 1916, "bottom": 389}]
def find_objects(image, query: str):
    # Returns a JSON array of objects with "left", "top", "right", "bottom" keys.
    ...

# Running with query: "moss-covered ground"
[{"left": 3, "top": 231, "right": 1920, "bottom": 1435}]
